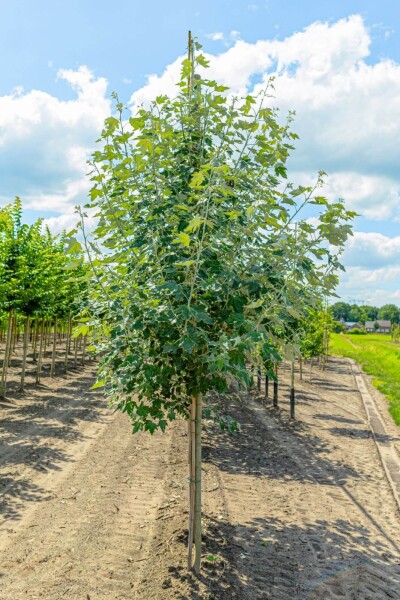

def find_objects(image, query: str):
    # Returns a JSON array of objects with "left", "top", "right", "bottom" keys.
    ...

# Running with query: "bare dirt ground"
[{"left": 1, "top": 357, "right": 400, "bottom": 599}]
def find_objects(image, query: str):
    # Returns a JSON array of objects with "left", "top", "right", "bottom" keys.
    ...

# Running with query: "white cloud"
[
  {"left": 129, "top": 15, "right": 400, "bottom": 221},
  {"left": 0, "top": 15, "right": 398, "bottom": 305},
  {"left": 206, "top": 32, "right": 224, "bottom": 41},
  {"left": 43, "top": 211, "right": 80, "bottom": 235},
  {"left": 0, "top": 66, "right": 110, "bottom": 213},
  {"left": 337, "top": 266, "right": 400, "bottom": 305},
  {"left": 342, "top": 232, "right": 400, "bottom": 269},
  {"left": 292, "top": 171, "right": 400, "bottom": 221}
]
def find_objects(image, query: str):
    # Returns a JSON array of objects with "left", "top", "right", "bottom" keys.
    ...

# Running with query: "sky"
[{"left": 0, "top": 0, "right": 399, "bottom": 306}]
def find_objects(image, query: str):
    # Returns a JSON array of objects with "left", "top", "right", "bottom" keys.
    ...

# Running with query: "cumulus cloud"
[
  {"left": 206, "top": 32, "right": 224, "bottom": 41},
  {"left": 342, "top": 232, "right": 400, "bottom": 269},
  {"left": 0, "top": 15, "right": 398, "bottom": 304},
  {"left": 0, "top": 66, "right": 110, "bottom": 213},
  {"left": 337, "top": 266, "right": 400, "bottom": 305},
  {"left": 129, "top": 15, "right": 400, "bottom": 220},
  {"left": 336, "top": 232, "right": 400, "bottom": 304}
]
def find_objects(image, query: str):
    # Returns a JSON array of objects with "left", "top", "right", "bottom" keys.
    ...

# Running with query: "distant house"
[
  {"left": 344, "top": 321, "right": 363, "bottom": 331},
  {"left": 365, "top": 320, "right": 391, "bottom": 333}
]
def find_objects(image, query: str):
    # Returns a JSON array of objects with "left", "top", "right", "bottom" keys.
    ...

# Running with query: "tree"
[
  {"left": 329, "top": 301, "right": 350, "bottom": 322},
  {"left": 378, "top": 304, "right": 400, "bottom": 324},
  {"left": 0, "top": 198, "right": 87, "bottom": 393},
  {"left": 78, "top": 35, "right": 355, "bottom": 572}
]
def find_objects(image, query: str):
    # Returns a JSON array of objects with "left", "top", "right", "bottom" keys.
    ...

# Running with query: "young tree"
[{"left": 78, "top": 35, "right": 354, "bottom": 572}]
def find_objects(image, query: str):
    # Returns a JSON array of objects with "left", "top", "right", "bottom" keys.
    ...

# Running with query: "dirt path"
[
  {"left": 139, "top": 357, "right": 400, "bottom": 599},
  {"left": 1, "top": 357, "right": 400, "bottom": 599},
  {"left": 0, "top": 365, "right": 177, "bottom": 599}
]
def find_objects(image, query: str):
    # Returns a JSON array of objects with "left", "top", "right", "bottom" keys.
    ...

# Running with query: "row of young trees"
[
  {"left": 0, "top": 198, "right": 87, "bottom": 396},
  {"left": 75, "top": 35, "right": 354, "bottom": 573}
]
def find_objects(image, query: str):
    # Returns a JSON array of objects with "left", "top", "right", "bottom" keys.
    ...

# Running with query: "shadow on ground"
[
  {"left": 0, "top": 368, "right": 106, "bottom": 522},
  {"left": 171, "top": 516, "right": 400, "bottom": 599}
]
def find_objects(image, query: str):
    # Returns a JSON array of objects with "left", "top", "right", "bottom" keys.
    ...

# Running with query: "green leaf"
[
  {"left": 185, "top": 215, "right": 204, "bottom": 233},
  {"left": 90, "top": 380, "right": 106, "bottom": 390},
  {"left": 172, "top": 232, "right": 190, "bottom": 247}
]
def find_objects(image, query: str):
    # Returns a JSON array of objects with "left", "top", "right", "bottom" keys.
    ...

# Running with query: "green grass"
[{"left": 330, "top": 333, "right": 400, "bottom": 425}]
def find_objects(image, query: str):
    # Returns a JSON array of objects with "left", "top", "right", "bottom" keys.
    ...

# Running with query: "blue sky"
[{"left": 0, "top": 1, "right": 399, "bottom": 305}]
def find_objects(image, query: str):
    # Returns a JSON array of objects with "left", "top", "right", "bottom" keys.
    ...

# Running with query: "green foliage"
[
  {"left": 299, "top": 308, "right": 332, "bottom": 359},
  {"left": 347, "top": 328, "right": 366, "bottom": 335},
  {"left": 0, "top": 198, "right": 87, "bottom": 321},
  {"left": 378, "top": 304, "right": 400, "bottom": 323},
  {"left": 391, "top": 324, "right": 400, "bottom": 343},
  {"left": 80, "top": 43, "right": 354, "bottom": 433},
  {"left": 329, "top": 301, "right": 399, "bottom": 324},
  {"left": 330, "top": 333, "right": 400, "bottom": 425},
  {"left": 332, "top": 320, "right": 346, "bottom": 333}
]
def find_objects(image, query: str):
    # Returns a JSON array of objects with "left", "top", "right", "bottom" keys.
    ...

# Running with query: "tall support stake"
[
  {"left": 36, "top": 320, "right": 45, "bottom": 384},
  {"left": 0, "top": 309, "right": 13, "bottom": 397},
  {"left": 290, "top": 361, "right": 295, "bottom": 419},
  {"left": 20, "top": 316, "right": 30, "bottom": 391},
  {"left": 64, "top": 315, "right": 72, "bottom": 372},
  {"left": 187, "top": 397, "right": 196, "bottom": 570},
  {"left": 273, "top": 363, "right": 279, "bottom": 407},
  {"left": 51, "top": 317, "right": 58, "bottom": 377},
  {"left": 193, "top": 392, "right": 202, "bottom": 574},
  {"left": 265, "top": 372, "right": 269, "bottom": 399},
  {"left": 257, "top": 368, "right": 261, "bottom": 392}
]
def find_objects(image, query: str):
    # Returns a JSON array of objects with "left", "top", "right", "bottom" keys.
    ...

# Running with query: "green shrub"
[
  {"left": 348, "top": 328, "right": 366, "bottom": 335},
  {"left": 332, "top": 320, "right": 346, "bottom": 333}
]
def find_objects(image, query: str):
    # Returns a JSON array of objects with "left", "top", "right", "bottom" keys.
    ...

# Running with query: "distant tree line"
[{"left": 329, "top": 302, "right": 400, "bottom": 324}]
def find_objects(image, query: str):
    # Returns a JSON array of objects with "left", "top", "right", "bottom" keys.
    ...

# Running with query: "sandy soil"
[{"left": 1, "top": 357, "right": 400, "bottom": 599}]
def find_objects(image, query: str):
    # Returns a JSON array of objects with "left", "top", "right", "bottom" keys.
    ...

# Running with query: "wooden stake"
[
  {"left": 290, "top": 361, "right": 295, "bottom": 419},
  {"left": 20, "top": 316, "right": 30, "bottom": 391},
  {"left": 51, "top": 318, "right": 57, "bottom": 377},
  {"left": 187, "top": 397, "right": 196, "bottom": 570},
  {"left": 193, "top": 393, "right": 202, "bottom": 574},
  {"left": 273, "top": 364, "right": 278, "bottom": 407},
  {"left": 0, "top": 309, "right": 13, "bottom": 397},
  {"left": 36, "top": 320, "right": 45, "bottom": 383}
]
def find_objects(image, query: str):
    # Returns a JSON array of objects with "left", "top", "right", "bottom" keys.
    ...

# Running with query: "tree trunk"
[
  {"left": 8, "top": 314, "right": 16, "bottom": 367},
  {"left": 74, "top": 336, "right": 79, "bottom": 367},
  {"left": 0, "top": 310, "right": 13, "bottom": 397},
  {"left": 273, "top": 363, "right": 279, "bottom": 407},
  {"left": 290, "top": 361, "right": 295, "bottom": 419},
  {"left": 20, "top": 316, "right": 30, "bottom": 391},
  {"left": 299, "top": 357, "right": 303, "bottom": 381},
  {"left": 51, "top": 318, "right": 57, "bottom": 377},
  {"left": 64, "top": 316, "right": 72, "bottom": 372},
  {"left": 193, "top": 393, "right": 202, "bottom": 574},
  {"left": 36, "top": 320, "right": 45, "bottom": 383},
  {"left": 81, "top": 334, "right": 87, "bottom": 365},
  {"left": 32, "top": 319, "right": 39, "bottom": 362},
  {"left": 187, "top": 398, "right": 196, "bottom": 570}
]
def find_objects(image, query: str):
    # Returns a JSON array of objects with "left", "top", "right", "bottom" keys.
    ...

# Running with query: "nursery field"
[
  {"left": 1, "top": 356, "right": 400, "bottom": 599},
  {"left": 330, "top": 333, "right": 400, "bottom": 425}
]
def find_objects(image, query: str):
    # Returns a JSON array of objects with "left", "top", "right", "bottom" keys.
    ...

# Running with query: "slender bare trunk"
[
  {"left": 64, "top": 316, "right": 72, "bottom": 372},
  {"left": 51, "top": 318, "right": 57, "bottom": 377},
  {"left": 81, "top": 334, "right": 87, "bottom": 365},
  {"left": 193, "top": 393, "right": 202, "bottom": 574},
  {"left": 0, "top": 310, "right": 13, "bottom": 397},
  {"left": 32, "top": 320, "right": 39, "bottom": 361},
  {"left": 290, "top": 361, "right": 295, "bottom": 419},
  {"left": 74, "top": 336, "right": 79, "bottom": 367},
  {"left": 187, "top": 398, "right": 196, "bottom": 569},
  {"left": 20, "top": 316, "right": 30, "bottom": 391},
  {"left": 36, "top": 320, "right": 45, "bottom": 383},
  {"left": 8, "top": 314, "right": 16, "bottom": 367},
  {"left": 299, "top": 357, "right": 303, "bottom": 381}
]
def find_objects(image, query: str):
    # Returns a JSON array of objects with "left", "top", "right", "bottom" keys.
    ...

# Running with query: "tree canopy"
[{"left": 79, "top": 43, "right": 355, "bottom": 434}]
